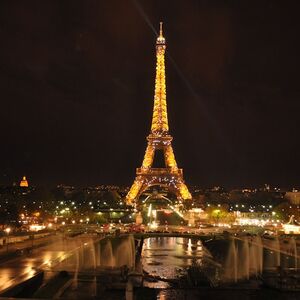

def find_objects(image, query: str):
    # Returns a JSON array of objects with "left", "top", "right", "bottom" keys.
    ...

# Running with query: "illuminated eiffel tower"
[{"left": 126, "top": 23, "right": 192, "bottom": 205}]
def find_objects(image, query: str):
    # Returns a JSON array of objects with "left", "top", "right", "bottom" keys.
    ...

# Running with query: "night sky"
[{"left": 0, "top": 0, "right": 299, "bottom": 188}]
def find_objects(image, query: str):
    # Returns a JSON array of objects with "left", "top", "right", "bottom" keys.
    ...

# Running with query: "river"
[
  {"left": 142, "top": 236, "right": 208, "bottom": 287},
  {"left": 140, "top": 236, "right": 299, "bottom": 300}
]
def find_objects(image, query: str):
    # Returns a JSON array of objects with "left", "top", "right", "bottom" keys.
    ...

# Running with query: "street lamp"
[{"left": 5, "top": 227, "right": 11, "bottom": 252}]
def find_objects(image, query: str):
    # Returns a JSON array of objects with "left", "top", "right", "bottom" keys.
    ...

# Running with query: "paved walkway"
[{"left": 0, "top": 233, "right": 56, "bottom": 259}]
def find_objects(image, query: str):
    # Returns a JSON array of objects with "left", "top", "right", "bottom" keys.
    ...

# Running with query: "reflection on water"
[{"left": 142, "top": 237, "right": 205, "bottom": 281}]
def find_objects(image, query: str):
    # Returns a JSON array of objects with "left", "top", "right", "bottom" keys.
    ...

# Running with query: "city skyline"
[{"left": 0, "top": 1, "right": 299, "bottom": 188}]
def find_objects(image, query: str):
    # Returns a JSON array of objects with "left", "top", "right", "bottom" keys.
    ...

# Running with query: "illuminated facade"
[
  {"left": 126, "top": 23, "right": 192, "bottom": 205},
  {"left": 283, "top": 215, "right": 300, "bottom": 234},
  {"left": 20, "top": 176, "right": 29, "bottom": 187}
]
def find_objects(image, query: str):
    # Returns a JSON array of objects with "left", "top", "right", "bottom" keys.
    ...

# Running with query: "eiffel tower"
[{"left": 126, "top": 23, "right": 191, "bottom": 205}]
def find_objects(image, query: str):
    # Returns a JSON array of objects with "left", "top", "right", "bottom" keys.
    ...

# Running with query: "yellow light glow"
[
  {"left": 127, "top": 178, "right": 143, "bottom": 204},
  {"left": 283, "top": 224, "right": 300, "bottom": 234},
  {"left": 177, "top": 182, "right": 192, "bottom": 200},
  {"left": 20, "top": 176, "right": 29, "bottom": 187},
  {"left": 142, "top": 145, "right": 155, "bottom": 168},
  {"left": 164, "top": 145, "right": 178, "bottom": 170},
  {"left": 29, "top": 224, "right": 45, "bottom": 231},
  {"left": 151, "top": 26, "right": 168, "bottom": 134},
  {"left": 149, "top": 221, "right": 158, "bottom": 229}
]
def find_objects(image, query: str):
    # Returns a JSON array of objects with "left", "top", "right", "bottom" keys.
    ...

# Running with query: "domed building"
[{"left": 19, "top": 176, "right": 29, "bottom": 187}]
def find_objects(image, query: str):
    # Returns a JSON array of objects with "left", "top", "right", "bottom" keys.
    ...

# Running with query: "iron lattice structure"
[{"left": 126, "top": 23, "right": 192, "bottom": 205}]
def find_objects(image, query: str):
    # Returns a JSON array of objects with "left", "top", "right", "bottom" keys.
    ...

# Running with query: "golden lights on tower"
[
  {"left": 151, "top": 22, "right": 169, "bottom": 134},
  {"left": 126, "top": 23, "right": 192, "bottom": 204}
]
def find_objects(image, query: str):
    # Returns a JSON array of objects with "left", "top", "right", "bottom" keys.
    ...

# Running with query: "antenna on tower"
[
  {"left": 159, "top": 21, "right": 163, "bottom": 37},
  {"left": 156, "top": 22, "right": 165, "bottom": 45}
]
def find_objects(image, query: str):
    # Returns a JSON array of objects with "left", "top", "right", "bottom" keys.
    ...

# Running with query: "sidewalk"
[{"left": 0, "top": 233, "right": 56, "bottom": 262}]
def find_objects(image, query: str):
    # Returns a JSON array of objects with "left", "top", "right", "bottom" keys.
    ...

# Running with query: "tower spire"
[
  {"left": 151, "top": 22, "right": 168, "bottom": 134},
  {"left": 159, "top": 21, "right": 163, "bottom": 38}
]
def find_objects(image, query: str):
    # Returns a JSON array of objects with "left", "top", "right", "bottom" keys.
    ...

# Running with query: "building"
[
  {"left": 19, "top": 176, "right": 29, "bottom": 188},
  {"left": 283, "top": 215, "right": 300, "bottom": 234},
  {"left": 285, "top": 189, "right": 300, "bottom": 205}
]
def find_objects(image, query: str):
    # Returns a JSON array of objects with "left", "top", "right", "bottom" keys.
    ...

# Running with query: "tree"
[
  {"left": 274, "top": 202, "right": 300, "bottom": 222},
  {"left": 206, "top": 205, "right": 231, "bottom": 224}
]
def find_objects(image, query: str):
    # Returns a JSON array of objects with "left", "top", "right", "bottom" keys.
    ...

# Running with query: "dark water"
[
  {"left": 154, "top": 288, "right": 300, "bottom": 300},
  {"left": 142, "top": 236, "right": 206, "bottom": 285},
  {"left": 140, "top": 237, "right": 300, "bottom": 300}
]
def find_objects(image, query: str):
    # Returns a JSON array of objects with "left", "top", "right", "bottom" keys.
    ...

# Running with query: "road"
[
  {"left": 0, "top": 232, "right": 102, "bottom": 294},
  {"left": 0, "top": 233, "right": 54, "bottom": 258}
]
